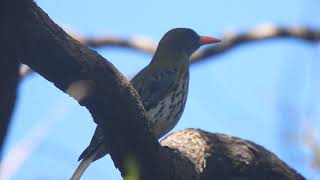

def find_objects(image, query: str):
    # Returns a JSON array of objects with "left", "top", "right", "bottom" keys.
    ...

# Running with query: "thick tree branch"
[
  {"left": 0, "top": 0, "right": 31, "bottom": 156},
  {"left": 6, "top": 1, "right": 306, "bottom": 179},
  {"left": 161, "top": 129, "right": 306, "bottom": 180},
  {"left": 16, "top": 2, "right": 172, "bottom": 180},
  {"left": 0, "top": 53, "right": 19, "bottom": 158}
]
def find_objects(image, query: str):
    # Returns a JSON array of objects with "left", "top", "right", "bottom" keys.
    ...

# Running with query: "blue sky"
[{"left": 2, "top": 0, "right": 320, "bottom": 179}]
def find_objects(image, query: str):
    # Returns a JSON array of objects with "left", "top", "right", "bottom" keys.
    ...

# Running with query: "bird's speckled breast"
[{"left": 149, "top": 71, "right": 189, "bottom": 138}]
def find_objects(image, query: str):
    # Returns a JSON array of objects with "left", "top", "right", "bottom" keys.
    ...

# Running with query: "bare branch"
[
  {"left": 20, "top": 23, "right": 320, "bottom": 78},
  {"left": 69, "top": 31, "right": 157, "bottom": 54},
  {"left": 70, "top": 23, "right": 320, "bottom": 63},
  {"left": 191, "top": 23, "right": 320, "bottom": 63},
  {"left": 17, "top": 2, "right": 172, "bottom": 180},
  {"left": 0, "top": 55, "right": 19, "bottom": 156},
  {"left": 6, "top": 1, "right": 307, "bottom": 179},
  {"left": 161, "top": 129, "right": 306, "bottom": 180},
  {"left": 0, "top": 0, "right": 31, "bottom": 155},
  {"left": 71, "top": 23, "right": 320, "bottom": 62}
]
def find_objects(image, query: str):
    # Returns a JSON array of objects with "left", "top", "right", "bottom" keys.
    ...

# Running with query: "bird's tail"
[{"left": 70, "top": 146, "right": 100, "bottom": 180}]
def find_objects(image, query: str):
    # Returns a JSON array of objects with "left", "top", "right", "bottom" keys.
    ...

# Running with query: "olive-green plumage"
[{"left": 71, "top": 28, "right": 220, "bottom": 180}]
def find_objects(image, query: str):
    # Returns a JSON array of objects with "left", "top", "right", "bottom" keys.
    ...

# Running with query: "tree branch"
[
  {"left": 7, "top": 1, "right": 306, "bottom": 179},
  {"left": 190, "top": 23, "right": 320, "bottom": 63},
  {"left": 161, "top": 129, "right": 306, "bottom": 180},
  {"left": 20, "top": 24, "right": 320, "bottom": 77},
  {"left": 16, "top": 2, "right": 172, "bottom": 180},
  {"left": 0, "top": 0, "right": 31, "bottom": 156},
  {"left": 0, "top": 52, "right": 19, "bottom": 158},
  {"left": 70, "top": 23, "right": 320, "bottom": 64},
  {"left": 70, "top": 31, "right": 157, "bottom": 54}
]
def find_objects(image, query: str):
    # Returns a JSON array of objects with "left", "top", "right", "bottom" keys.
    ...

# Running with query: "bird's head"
[{"left": 157, "top": 28, "right": 221, "bottom": 57}]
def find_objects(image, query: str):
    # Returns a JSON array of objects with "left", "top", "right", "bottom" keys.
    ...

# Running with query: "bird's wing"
[{"left": 131, "top": 68, "right": 177, "bottom": 111}]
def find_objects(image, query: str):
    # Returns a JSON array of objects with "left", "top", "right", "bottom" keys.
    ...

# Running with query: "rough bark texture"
[
  {"left": 161, "top": 129, "right": 305, "bottom": 180},
  {"left": 1, "top": 0, "right": 306, "bottom": 179},
  {"left": 17, "top": 2, "right": 172, "bottom": 180}
]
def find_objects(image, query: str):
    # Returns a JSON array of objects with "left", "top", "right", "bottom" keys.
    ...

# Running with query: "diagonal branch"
[
  {"left": 6, "top": 1, "right": 307, "bottom": 179},
  {"left": 0, "top": 0, "right": 30, "bottom": 156},
  {"left": 16, "top": 2, "right": 172, "bottom": 180}
]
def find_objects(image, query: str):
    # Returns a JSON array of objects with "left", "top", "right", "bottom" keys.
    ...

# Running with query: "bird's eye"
[
  {"left": 183, "top": 43, "right": 196, "bottom": 54},
  {"left": 190, "top": 40, "right": 198, "bottom": 48},
  {"left": 192, "top": 40, "right": 198, "bottom": 47}
]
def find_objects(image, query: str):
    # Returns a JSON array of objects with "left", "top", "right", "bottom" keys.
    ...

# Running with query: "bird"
[{"left": 71, "top": 28, "right": 221, "bottom": 179}]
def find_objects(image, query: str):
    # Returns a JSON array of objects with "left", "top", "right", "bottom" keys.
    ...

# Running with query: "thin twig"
[
  {"left": 19, "top": 23, "right": 320, "bottom": 77},
  {"left": 191, "top": 23, "right": 320, "bottom": 63},
  {"left": 69, "top": 30, "right": 157, "bottom": 54}
]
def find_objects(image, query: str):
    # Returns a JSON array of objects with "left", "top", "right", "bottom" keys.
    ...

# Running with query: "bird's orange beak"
[{"left": 199, "top": 36, "right": 221, "bottom": 45}]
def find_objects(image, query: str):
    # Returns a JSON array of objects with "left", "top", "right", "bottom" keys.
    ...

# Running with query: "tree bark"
[
  {"left": 0, "top": 0, "right": 31, "bottom": 156},
  {"left": 161, "top": 129, "right": 305, "bottom": 180},
  {"left": 17, "top": 1, "right": 172, "bottom": 180},
  {"left": 2, "top": 1, "right": 306, "bottom": 179}
]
